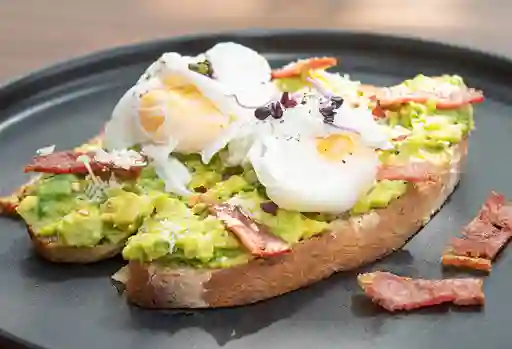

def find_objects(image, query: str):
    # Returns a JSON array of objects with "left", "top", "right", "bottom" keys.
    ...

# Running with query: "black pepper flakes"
[
  {"left": 320, "top": 105, "right": 336, "bottom": 124},
  {"left": 320, "top": 105, "right": 335, "bottom": 117},
  {"left": 254, "top": 106, "right": 272, "bottom": 120},
  {"left": 330, "top": 95, "right": 344, "bottom": 109}
]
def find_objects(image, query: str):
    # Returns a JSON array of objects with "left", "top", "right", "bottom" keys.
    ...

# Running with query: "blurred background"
[{"left": 0, "top": 0, "right": 510, "bottom": 82}]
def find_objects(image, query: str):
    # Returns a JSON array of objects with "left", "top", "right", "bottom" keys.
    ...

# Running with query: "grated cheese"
[
  {"left": 94, "top": 149, "right": 146, "bottom": 169},
  {"left": 36, "top": 144, "right": 56, "bottom": 156}
]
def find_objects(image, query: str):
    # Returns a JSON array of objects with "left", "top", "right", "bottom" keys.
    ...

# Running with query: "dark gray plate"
[{"left": 1, "top": 30, "right": 512, "bottom": 349}]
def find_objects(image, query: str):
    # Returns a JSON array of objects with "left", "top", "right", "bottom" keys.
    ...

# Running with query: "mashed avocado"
[
  {"left": 17, "top": 174, "right": 156, "bottom": 247},
  {"left": 378, "top": 75, "right": 474, "bottom": 167},
  {"left": 122, "top": 196, "right": 249, "bottom": 267},
  {"left": 17, "top": 75, "right": 474, "bottom": 266}
]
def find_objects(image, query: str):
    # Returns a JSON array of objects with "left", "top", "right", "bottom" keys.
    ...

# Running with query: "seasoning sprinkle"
[
  {"left": 330, "top": 95, "right": 344, "bottom": 109},
  {"left": 320, "top": 105, "right": 336, "bottom": 124},
  {"left": 270, "top": 102, "right": 284, "bottom": 119}
]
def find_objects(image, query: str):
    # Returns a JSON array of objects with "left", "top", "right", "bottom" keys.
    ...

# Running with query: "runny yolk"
[
  {"left": 138, "top": 81, "right": 224, "bottom": 142},
  {"left": 139, "top": 89, "right": 168, "bottom": 134},
  {"left": 316, "top": 133, "right": 357, "bottom": 162}
]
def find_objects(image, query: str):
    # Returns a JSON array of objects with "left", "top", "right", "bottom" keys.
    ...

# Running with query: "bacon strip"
[
  {"left": 24, "top": 150, "right": 143, "bottom": 179},
  {"left": 24, "top": 151, "right": 102, "bottom": 174},
  {"left": 377, "top": 161, "right": 443, "bottom": 183},
  {"left": 442, "top": 191, "right": 512, "bottom": 272},
  {"left": 358, "top": 81, "right": 484, "bottom": 110},
  {"left": 271, "top": 57, "right": 337, "bottom": 79},
  {"left": 209, "top": 203, "right": 291, "bottom": 257},
  {"left": 358, "top": 271, "right": 485, "bottom": 312}
]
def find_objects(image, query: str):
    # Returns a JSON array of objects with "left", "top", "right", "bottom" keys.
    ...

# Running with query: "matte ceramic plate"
[{"left": 1, "top": 30, "right": 512, "bottom": 349}]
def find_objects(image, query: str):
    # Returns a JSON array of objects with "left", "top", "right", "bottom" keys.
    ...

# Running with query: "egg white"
[
  {"left": 102, "top": 43, "right": 276, "bottom": 197},
  {"left": 248, "top": 133, "right": 380, "bottom": 213}
]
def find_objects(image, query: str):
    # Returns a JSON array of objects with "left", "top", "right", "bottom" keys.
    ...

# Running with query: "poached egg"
[{"left": 102, "top": 42, "right": 277, "bottom": 196}]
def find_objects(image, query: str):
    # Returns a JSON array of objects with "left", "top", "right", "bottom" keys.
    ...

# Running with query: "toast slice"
[
  {"left": 3, "top": 134, "right": 120, "bottom": 264},
  {"left": 113, "top": 138, "right": 468, "bottom": 308},
  {"left": 0, "top": 134, "right": 104, "bottom": 217}
]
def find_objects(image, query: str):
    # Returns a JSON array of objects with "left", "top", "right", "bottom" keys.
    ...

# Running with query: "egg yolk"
[
  {"left": 138, "top": 80, "right": 225, "bottom": 144},
  {"left": 316, "top": 133, "right": 357, "bottom": 162}
]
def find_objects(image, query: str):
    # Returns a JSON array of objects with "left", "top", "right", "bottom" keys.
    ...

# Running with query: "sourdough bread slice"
[{"left": 116, "top": 139, "right": 468, "bottom": 309}]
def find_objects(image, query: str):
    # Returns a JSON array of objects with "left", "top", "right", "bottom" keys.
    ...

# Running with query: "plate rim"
[{"left": 2, "top": 28, "right": 512, "bottom": 112}]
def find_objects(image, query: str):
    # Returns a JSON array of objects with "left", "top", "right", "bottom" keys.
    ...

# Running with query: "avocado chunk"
[
  {"left": 16, "top": 196, "right": 39, "bottom": 226},
  {"left": 352, "top": 180, "right": 408, "bottom": 215},
  {"left": 100, "top": 191, "right": 155, "bottom": 232},
  {"left": 35, "top": 174, "right": 77, "bottom": 199},
  {"left": 204, "top": 175, "right": 254, "bottom": 202},
  {"left": 55, "top": 207, "right": 103, "bottom": 247},
  {"left": 122, "top": 196, "right": 241, "bottom": 264},
  {"left": 229, "top": 190, "right": 329, "bottom": 244},
  {"left": 122, "top": 233, "right": 172, "bottom": 261}
]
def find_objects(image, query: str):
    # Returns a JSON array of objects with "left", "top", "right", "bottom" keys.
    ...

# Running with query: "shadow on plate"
[
  {"left": 18, "top": 252, "right": 124, "bottom": 283},
  {"left": 122, "top": 271, "right": 342, "bottom": 346},
  {"left": 117, "top": 249, "right": 417, "bottom": 346}
]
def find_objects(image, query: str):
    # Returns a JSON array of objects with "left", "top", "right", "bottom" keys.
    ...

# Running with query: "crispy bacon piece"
[
  {"left": 358, "top": 271, "right": 485, "bottom": 312},
  {"left": 358, "top": 82, "right": 484, "bottom": 110},
  {"left": 209, "top": 203, "right": 291, "bottom": 257},
  {"left": 24, "top": 150, "right": 143, "bottom": 178},
  {"left": 442, "top": 191, "right": 512, "bottom": 272},
  {"left": 371, "top": 104, "right": 387, "bottom": 120},
  {"left": 24, "top": 151, "right": 102, "bottom": 174},
  {"left": 377, "top": 161, "right": 443, "bottom": 182},
  {"left": 271, "top": 57, "right": 338, "bottom": 79}
]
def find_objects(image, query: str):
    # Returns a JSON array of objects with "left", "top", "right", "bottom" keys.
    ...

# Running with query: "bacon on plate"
[
  {"left": 442, "top": 191, "right": 512, "bottom": 272},
  {"left": 271, "top": 57, "right": 338, "bottom": 79},
  {"left": 357, "top": 271, "right": 485, "bottom": 312},
  {"left": 209, "top": 203, "right": 291, "bottom": 257}
]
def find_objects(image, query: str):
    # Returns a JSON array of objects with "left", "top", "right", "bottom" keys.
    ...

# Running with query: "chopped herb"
[{"left": 188, "top": 60, "right": 213, "bottom": 77}]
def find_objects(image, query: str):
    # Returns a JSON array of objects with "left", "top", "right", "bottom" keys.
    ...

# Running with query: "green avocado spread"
[{"left": 17, "top": 74, "right": 476, "bottom": 268}]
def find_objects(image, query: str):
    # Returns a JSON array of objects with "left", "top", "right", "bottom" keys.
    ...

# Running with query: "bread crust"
[
  {"left": 27, "top": 225, "right": 125, "bottom": 264},
  {"left": 120, "top": 139, "right": 468, "bottom": 309}
]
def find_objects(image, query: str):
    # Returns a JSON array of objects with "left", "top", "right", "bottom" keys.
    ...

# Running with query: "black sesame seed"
[
  {"left": 270, "top": 102, "right": 284, "bottom": 119},
  {"left": 254, "top": 106, "right": 271, "bottom": 120},
  {"left": 342, "top": 160, "right": 346, "bottom": 164},
  {"left": 319, "top": 106, "right": 335, "bottom": 117},
  {"left": 330, "top": 95, "right": 344, "bottom": 109}
]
